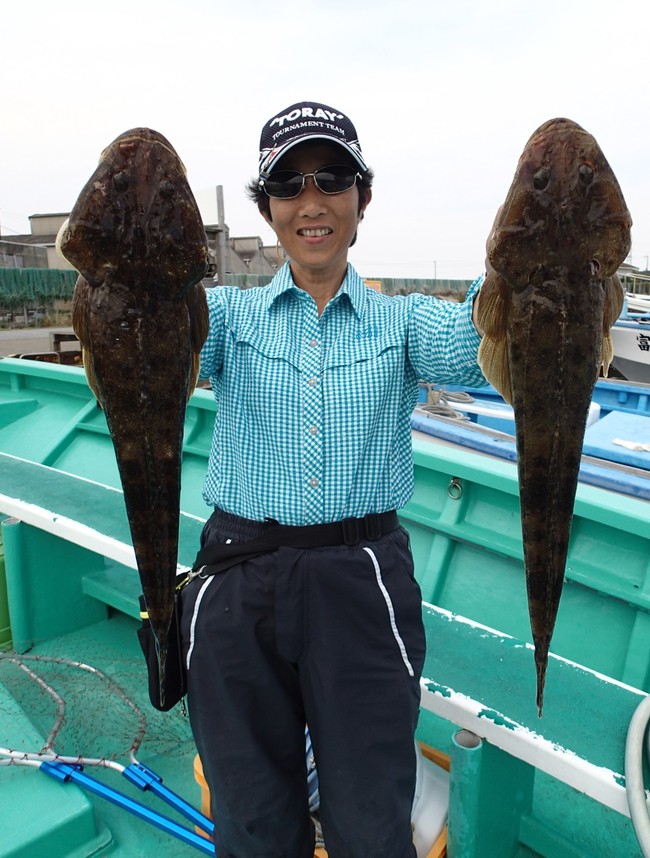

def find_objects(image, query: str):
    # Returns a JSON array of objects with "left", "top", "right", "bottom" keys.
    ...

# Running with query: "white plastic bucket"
[{"left": 411, "top": 742, "right": 450, "bottom": 858}]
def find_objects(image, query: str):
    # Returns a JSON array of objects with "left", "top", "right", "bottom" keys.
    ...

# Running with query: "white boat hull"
[{"left": 609, "top": 319, "right": 650, "bottom": 383}]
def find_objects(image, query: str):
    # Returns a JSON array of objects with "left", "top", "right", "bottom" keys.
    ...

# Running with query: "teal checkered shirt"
[{"left": 199, "top": 263, "right": 485, "bottom": 525}]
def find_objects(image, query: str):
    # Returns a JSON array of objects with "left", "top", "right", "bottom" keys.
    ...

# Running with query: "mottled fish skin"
[
  {"left": 477, "top": 118, "right": 631, "bottom": 715},
  {"left": 58, "top": 128, "right": 209, "bottom": 706}
]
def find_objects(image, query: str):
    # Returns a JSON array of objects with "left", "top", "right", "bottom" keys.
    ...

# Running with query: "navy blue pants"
[{"left": 181, "top": 511, "right": 425, "bottom": 858}]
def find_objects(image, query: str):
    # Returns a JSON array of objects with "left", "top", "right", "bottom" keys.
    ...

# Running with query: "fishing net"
[
  {"left": 0, "top": 636, "right": 193, "bottom": 770},
  {"left": 0, "top": 627, "right": 213, "bottom": 856}
]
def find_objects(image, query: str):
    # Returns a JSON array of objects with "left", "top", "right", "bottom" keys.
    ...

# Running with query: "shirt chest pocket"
[
  {"left": 228, "top": 328, "right": 301, "bottom": 375},
  {"left": 225, "top": 328, "right": 302, "bottom": 421},
  {"left": 324, "top": 333, "right": 406, "bottom": 389}
]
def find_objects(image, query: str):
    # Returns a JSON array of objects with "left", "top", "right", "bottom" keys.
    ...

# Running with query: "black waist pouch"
[
  {"left": 136, "top": 510, "right": 399, "bottom": 712},
  {"left": 136, "top": 541, "right": 276, "bottom": 711},
  {"left": 137, "top": 590, "right": 186, "bottom": 712}
]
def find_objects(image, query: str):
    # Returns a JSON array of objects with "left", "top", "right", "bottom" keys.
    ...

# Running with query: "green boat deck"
[{"left": 1, "top": 357, "right": 650, "bottom": 857}]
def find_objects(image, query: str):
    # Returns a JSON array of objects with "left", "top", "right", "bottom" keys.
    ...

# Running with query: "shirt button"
[
  {"left": 309, "top": 426, "right": 318, "bottom": 435},
  {"left": 309, "top": 478, "right": 320, "bottom": 488},
  {"left": 309, "top": 338, "right": 319, "bottom": 348},
  {"left": 308, "top": 377, "right": 318, "bottom": 386}
]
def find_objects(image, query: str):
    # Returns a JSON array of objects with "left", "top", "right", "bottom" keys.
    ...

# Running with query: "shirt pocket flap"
[
  {"left": 231, "top": 325, "right": 302, "bottom": 370},
  {"left": 324, "top": 329, "right": 404, "bottom": 370}
]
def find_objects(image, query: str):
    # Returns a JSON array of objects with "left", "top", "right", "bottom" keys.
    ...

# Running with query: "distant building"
[
  {"left": 0, "top": 238, "right": 48, "bottom": 269},
  {"left": 203, "top": 225, "right": 286, "bottom": 278},
  {"left": 0, "top": 214, "right": 73, "bottom": 270}
]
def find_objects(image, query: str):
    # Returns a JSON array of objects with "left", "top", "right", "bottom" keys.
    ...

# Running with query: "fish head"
[
  {"left": 487, "top": 118, "right": 632, "bottom": 285},
  {"left": 58, "top": 128, "right": 208, "bottom": 292}
]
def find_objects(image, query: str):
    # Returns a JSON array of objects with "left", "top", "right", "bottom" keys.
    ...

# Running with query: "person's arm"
[
  {"left": 199, "top": 287, "right": 229, "bottom": 382},
  {"left": 406, "top": 275, "right": 486, "bottom": 387}
]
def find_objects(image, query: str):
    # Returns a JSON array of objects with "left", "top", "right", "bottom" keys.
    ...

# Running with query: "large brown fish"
[
  {"left": 57, "top": 128, "right": 209, "bottom": 706},
  {"left": 476, "top": 118, "right": 631, "bottom": 715}
]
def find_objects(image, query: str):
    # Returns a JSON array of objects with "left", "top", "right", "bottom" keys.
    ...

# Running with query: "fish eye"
[
  {"left": 159, "top": 180, "right": 175, "bottom": 198},
  {"left": 532, "top": 168, "right": 549, "bottom": 190},
  {"left": 113, "top": 171, "right": 129, "bottom": 192},
  {"left": 578, "top": 164, "right": 594, "bottom": 185}
]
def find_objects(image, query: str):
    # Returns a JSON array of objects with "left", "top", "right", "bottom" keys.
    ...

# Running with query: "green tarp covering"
[
  {"left": 375, "top": 277, "right": 473, "bottom": 296},
  {"left": 0, "top": 269, "right": 78, "bottom": 306},
  {"left": 0, "top": 268, "right": 473, "bottom": 307}
]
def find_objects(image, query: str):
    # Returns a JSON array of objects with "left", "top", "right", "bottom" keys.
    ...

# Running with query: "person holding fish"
[{"left": 181, "top": 101, "right": 486, "bottom": 858}]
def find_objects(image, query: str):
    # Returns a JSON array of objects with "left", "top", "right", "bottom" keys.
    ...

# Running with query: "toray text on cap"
[{"left": 270, "top": 107, "right": 344, "bottom": 128}]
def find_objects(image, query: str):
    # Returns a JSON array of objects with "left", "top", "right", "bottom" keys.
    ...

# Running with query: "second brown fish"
[{"left": 477, "top": 118, "right": 631, "bottom": 714}]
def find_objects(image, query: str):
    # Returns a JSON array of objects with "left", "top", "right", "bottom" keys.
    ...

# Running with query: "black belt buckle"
[
  {"left": 364, "top": 513, "right": 381, "bottom": 541},
  {"left": 341, "top": 514, "right": 383, "bottom": 545},
  {"left": 341, "top": 517, "right": 362, "bottom": 545}
]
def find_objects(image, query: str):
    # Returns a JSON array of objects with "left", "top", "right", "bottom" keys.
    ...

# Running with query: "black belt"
[{"left": 192, "top": 511, "right": 399, "bottom": 577}]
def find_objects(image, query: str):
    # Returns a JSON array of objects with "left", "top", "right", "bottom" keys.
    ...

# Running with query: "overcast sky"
[{"left": 1, "top": 0, "right": 647, "bottom": 280}]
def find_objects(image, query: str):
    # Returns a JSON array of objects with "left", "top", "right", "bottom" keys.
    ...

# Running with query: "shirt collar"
[{"left": 262, "top": 262, "right": 368, "bottom": 321}]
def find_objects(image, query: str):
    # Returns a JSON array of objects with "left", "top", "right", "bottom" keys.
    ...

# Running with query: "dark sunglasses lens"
[
  {"left": 314, "top": 166, "right": 357, "bottom": 194},
  {"left": 263, "top": 171, "right": 304, "bottom": 198}
]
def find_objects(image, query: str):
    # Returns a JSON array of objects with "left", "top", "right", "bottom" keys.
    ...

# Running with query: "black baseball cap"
[{"left": 258, "top": 101, "right": 369, "bottom": 176}]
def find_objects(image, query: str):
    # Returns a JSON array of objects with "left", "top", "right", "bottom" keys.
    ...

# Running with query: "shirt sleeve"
[
  {"left": 406, "top": 274, "right": 486, "bottom": 387},
  {"left": 199, "top": 287, "right": 228, "bottom": 380}
]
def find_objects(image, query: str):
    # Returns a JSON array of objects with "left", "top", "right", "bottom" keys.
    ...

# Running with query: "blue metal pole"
[
  {"left": 40, "top": 762, "right": 215, "bottom": 855},
  {"left": 123, "top": 761, "right": 214, "bottom": 835}
]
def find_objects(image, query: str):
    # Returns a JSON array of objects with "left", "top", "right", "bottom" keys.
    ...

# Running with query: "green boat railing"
[{"left": 1, "top": 356, "right": 650, "bottom": 857}]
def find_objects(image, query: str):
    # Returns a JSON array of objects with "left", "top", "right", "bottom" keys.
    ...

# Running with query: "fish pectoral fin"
[
  {"left": 72, "top": 276, "right": 92, "bottom": 349},
  {"left": 185, "top": 283, "right": 210, "bottom": 400},
  {"left": 476, "top": 271, "right": 510, "bottom": 339},
  {"left": 55, "top": 218, "right": 71, "bottom": 263},
  {"left": 186, "top": 283, "right": 209, "bottom": 354},
  {"left": 188, "top": 353, "right": 201, "bottom": 401},
  {"left": 476, "top": 271, "right": 514, "bottom": 403},
  {"left": 82, "top": 349, "right": 104, "bottom": 406},
  {"left": 478, "top": 335, "right": 513, "bottom": 404},
  {"left": 601, "top": 333, "right": 615, "bottom": 378},
  {"left": 602, "top": 274, "right": 625, "bottom": 330},
  {"left": 71, "top": 276, "right": 104, "bottom": 406},
  {"left": 601, "top": 274, "right": 625, "bottom": 376}
]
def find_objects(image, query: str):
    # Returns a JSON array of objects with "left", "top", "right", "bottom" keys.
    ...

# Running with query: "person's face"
[{"left": 261, "top": 142, "right": 371, "bottom": 285}]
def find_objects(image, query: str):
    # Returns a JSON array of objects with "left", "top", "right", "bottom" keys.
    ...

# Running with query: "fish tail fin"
[{"left": 534, "top": 640, "right": 550, "bottom": 718}]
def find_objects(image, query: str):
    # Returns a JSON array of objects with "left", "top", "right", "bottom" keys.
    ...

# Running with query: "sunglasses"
[{"left": 259, "top": 165, "right": 361, "bottom": 199}]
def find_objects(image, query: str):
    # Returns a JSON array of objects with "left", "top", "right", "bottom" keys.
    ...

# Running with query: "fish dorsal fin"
[
  {"left": 476, "top": 272, "right": 514, "bottom": 404},
  {"left": 601, "top": 274, "right": 625, "bottom": 377}
]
